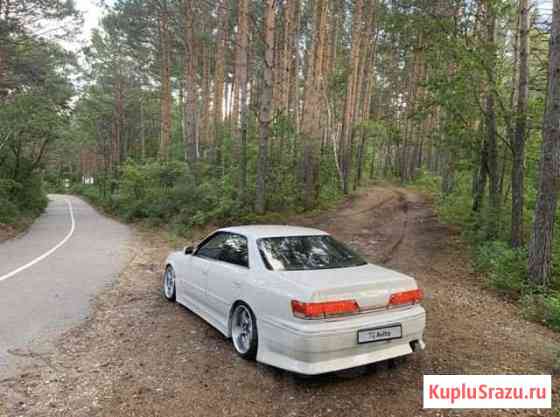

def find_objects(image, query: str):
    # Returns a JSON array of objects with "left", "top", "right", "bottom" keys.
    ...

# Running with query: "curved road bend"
[{"left": 0, "top": 194, "right": 131, "bottom": 377}]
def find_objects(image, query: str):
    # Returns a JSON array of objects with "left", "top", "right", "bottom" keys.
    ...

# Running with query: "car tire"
[
  {"left": 163, "top": 265, "right": 176, "bottom": 301},
  {"left": 231, "top": 303, "right": 258, "bottom": 360}
]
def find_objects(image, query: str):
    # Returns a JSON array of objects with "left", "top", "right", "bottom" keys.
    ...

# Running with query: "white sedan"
[{"left": 163, "top": 225, "right": 426, "bottom": 375}]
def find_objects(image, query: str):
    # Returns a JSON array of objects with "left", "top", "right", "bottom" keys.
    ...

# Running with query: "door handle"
[
  {"left": 202, "top": 270, "right": 209, "bottom": 276},
  {"left": 233, "top": 280, "right": 241, "bottom": 288}
]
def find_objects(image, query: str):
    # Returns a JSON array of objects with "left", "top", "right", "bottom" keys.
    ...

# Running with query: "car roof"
[{"left": 218, "top": 225, "right": 329, "bottom": 239}]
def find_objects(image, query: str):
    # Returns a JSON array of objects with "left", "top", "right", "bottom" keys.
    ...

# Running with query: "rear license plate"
[{"left": 357, "top": 324, "right": 402, "bottom": 344}]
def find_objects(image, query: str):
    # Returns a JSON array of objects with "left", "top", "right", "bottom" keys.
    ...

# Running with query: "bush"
[
  {"left": 74, "top": 160, "right": 250, "bottom": 237},
  {"left": 116, "top": 160, "right": 192, "bottom": 221},
  {"left": 72, "top": 183, "right": 113, "bottom": 212},
  {"left": 410, "top": 166, "right": 560, "bottom": 332},
  {"left": 474, "top": 240, "right": 527, "bottom": 297},
  {"left": 521, "top": 293, "right": 548, "bottom": 324},
  {"left": 410, "top": 169, "right": 441, "bottom": 194},
  {"left": 411, "top": 170, "right": 481, "bottom": 236},
  {"left": 0, "top": 179, "right": 21, "bottom": 223},
  {"left": 17, "top": 175, "right": 48, "bottom": 215},
  {"left": 522, "top": 292, "right": 560, "bottom": 331},
  {"left": 544, "top": 294, "right": 560, "bottom": 330},
  {"left": 0, "top": 175, "right": 47, "bottom": 225}
]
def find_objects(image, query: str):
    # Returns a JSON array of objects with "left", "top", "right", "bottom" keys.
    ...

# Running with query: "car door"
[
  {"left": 183, "top": 232, "right": 229, "bottom": 307},
  {"left": 205, "top": 233, "right": 249, "bottom": 330}
]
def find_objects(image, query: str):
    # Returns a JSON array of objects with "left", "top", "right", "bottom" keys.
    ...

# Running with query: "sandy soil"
[{"left": 1, "top": 186, "right": 558, "bottom": 417}]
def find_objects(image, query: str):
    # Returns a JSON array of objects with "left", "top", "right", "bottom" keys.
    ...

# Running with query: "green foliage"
[
  {"left": 521, "top": 292, "right": 560, "bottom": 331},
  {"left": 73, "top": 145, "right": 349, "bottom": 237},
  {"left": 411, "top": 170, "right": 477, "bottom": 235},
  {"left": 0, "top": 32, "right": 74, "bottom": 228},
  {"left": 543, "top": 294, "right": 560, "bottom": 330},
  {"left": 75, "top": 160, "right": 247, "bottom": 236},
  {"left": 474, "top": 241, "right": 527, "bottom": 297},
  {"left": 412, "top": 169, "right": 560, "bottom": 331},
  {"left": 0, "top": 180, "right": 21, "bottom": 224},
  {"left": 0, "top": 177, "right": 47, "bottom": 224},
  {"left": 72, "top": 182, "right": 112, "bottom": 211},
  {"left": 410, "top": 169, "right": 441, "bottom": 193}
]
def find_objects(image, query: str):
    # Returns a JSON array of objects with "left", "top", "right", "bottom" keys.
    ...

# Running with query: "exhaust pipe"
[{"left": 410, "top": 339, "right": 426, "bottom": 352}]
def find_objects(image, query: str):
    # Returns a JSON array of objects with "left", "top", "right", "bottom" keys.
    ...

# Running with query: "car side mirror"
[{"left": 184, "top": 246, "right": 194, "bottom": 255}]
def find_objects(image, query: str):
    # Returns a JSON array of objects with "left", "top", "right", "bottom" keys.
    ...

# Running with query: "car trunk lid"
[{"left": 279, "top": 264, "right": 417, "bottom": 311}]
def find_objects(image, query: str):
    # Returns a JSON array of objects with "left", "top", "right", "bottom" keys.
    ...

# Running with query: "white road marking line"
[{"left": 0, "top": 198, "right": 76, "bottom": 282}]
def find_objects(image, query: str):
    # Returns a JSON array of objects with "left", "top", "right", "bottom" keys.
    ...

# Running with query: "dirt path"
[{"left": 1, "top": 186, "right": 558, "bottom": 417}]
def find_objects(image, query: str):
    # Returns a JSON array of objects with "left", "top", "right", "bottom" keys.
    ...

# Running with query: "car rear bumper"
[{"left": 256, "top": 305, "right": 426, "bottom": 375}]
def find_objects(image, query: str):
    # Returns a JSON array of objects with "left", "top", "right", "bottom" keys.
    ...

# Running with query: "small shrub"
[
  {"left": 0, "top": 196, "right": 19, "bottom": 224},
  {"left": 72, "top": 183, "right": 112, "bottom": 212},
  {"left": 544, "top": 294, "right": 560, "bottom": 330},
  {"left": 410, "top": 169, "right": 441, "bottom": 194},
  {"left": 521, "top": 293, "right": 548, "bottom": 324},
  {"left": 474, "top": 240, "right": 527, "bottom": 296},
  {"left": 0, "top": 176, "right": 47, "bottom": 224},
  {"left": 522, "top": 292, "right": 560, "bottom": 331},
  {"left": 0, "top": 179, "right": 20, "bottom": 223}
]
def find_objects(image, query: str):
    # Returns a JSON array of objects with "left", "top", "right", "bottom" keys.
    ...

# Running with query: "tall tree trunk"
[
  {"left": 441, "top": 150, "right": 455, "bottom": 195},
  {"left": 231, "top": 80, "right": 239, "bottom": 130},
  {"left": 111, "top": 57, "right": 123, "bottom": 173},
  {"left": 302, "top": 0, "right": 327, "bottom": 209},
  {"left": 256, "top": 0, "right": 275, "bottom": 214},
  {"left": 140, "top": 98, "right": 146, "bottom": 160},
  {"left": 183, "top": 0, "right": 198, "bottom": 163},
  {"left": 511, "top": 0, "right": 529, "bottom": 248},
  {"left": 340, "top": 0, "right": 364, "bottom": 194},
  {"left": 0, "top": 0, "right": 9, "bottom": 100},
  {"left": 327, "top": 0, "right": 340, "bottom": 76},
  {"left": 355, "top": 126, "right": 367, "bottom": 189},
  {"left": 113, "top": 75, "right": 125, "bottom": 166},
  {"left": 282, "top": 0, "right": 296, "bottom": 114},
  {"left": 369, "top": 141, "right": 376, "bottom": 179},
  {"left": 473, "top": 122, "right": 488, "bottom": 212},
  {"left": 235, "top": 0, "right": 249, "bottom": 197},
  {"left": 158, "top": 1, "right": 172, "bottom": 161},
  {"left": 200, "top": 35, "right": 210, "bottom": 158},
  {"left": 288, "top": 0, "right": 301, "bottom": 134},
  {"left": 0, "top": 33, "right": 7, "bottom": 100},
  {"left": 527, "top": 0, "right": 560, "bottom": 287},
  {"left": 354, "top": 5, "right": 378, "bottom": 190},
  {"left": 485, "top": 0, "right": 500, "bottom": 239},
  {"left": 272, "top": 8, "right": 283, "bottom": 115},
  {"left": 213, "top": 0, "right": 227, "bottom": 165}
]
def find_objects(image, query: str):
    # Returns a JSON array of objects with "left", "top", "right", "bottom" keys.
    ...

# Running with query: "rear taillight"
[
  {"left": 388, "top": 288, "right": 423, "bottom": 306},
  {"left": 291, "top": 299, "right": 359, "bottom": 319}
]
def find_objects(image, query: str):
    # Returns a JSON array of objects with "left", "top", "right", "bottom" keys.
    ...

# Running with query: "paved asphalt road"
[{"left": 0, "top": 194, "right": 131, "bottom": 376}]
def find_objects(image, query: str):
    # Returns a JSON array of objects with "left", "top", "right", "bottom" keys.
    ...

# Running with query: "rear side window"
[
  {"left": 195, "top": 232, "right": 229, "bottom": 261},
  {"left": 195, "top": 232, "right": 249, "bottom": 268},
  {"left": 220, "top": 234, "right": 249, "bottom": 268}
]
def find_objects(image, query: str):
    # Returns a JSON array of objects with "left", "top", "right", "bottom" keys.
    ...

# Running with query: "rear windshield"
[{"left": 257, "top": 235, "right": 367, "bottom": 271}]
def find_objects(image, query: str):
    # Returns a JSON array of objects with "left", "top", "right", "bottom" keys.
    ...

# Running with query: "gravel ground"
[{"left": 1, "top": 186, "right": 558, "bottom": 417}]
